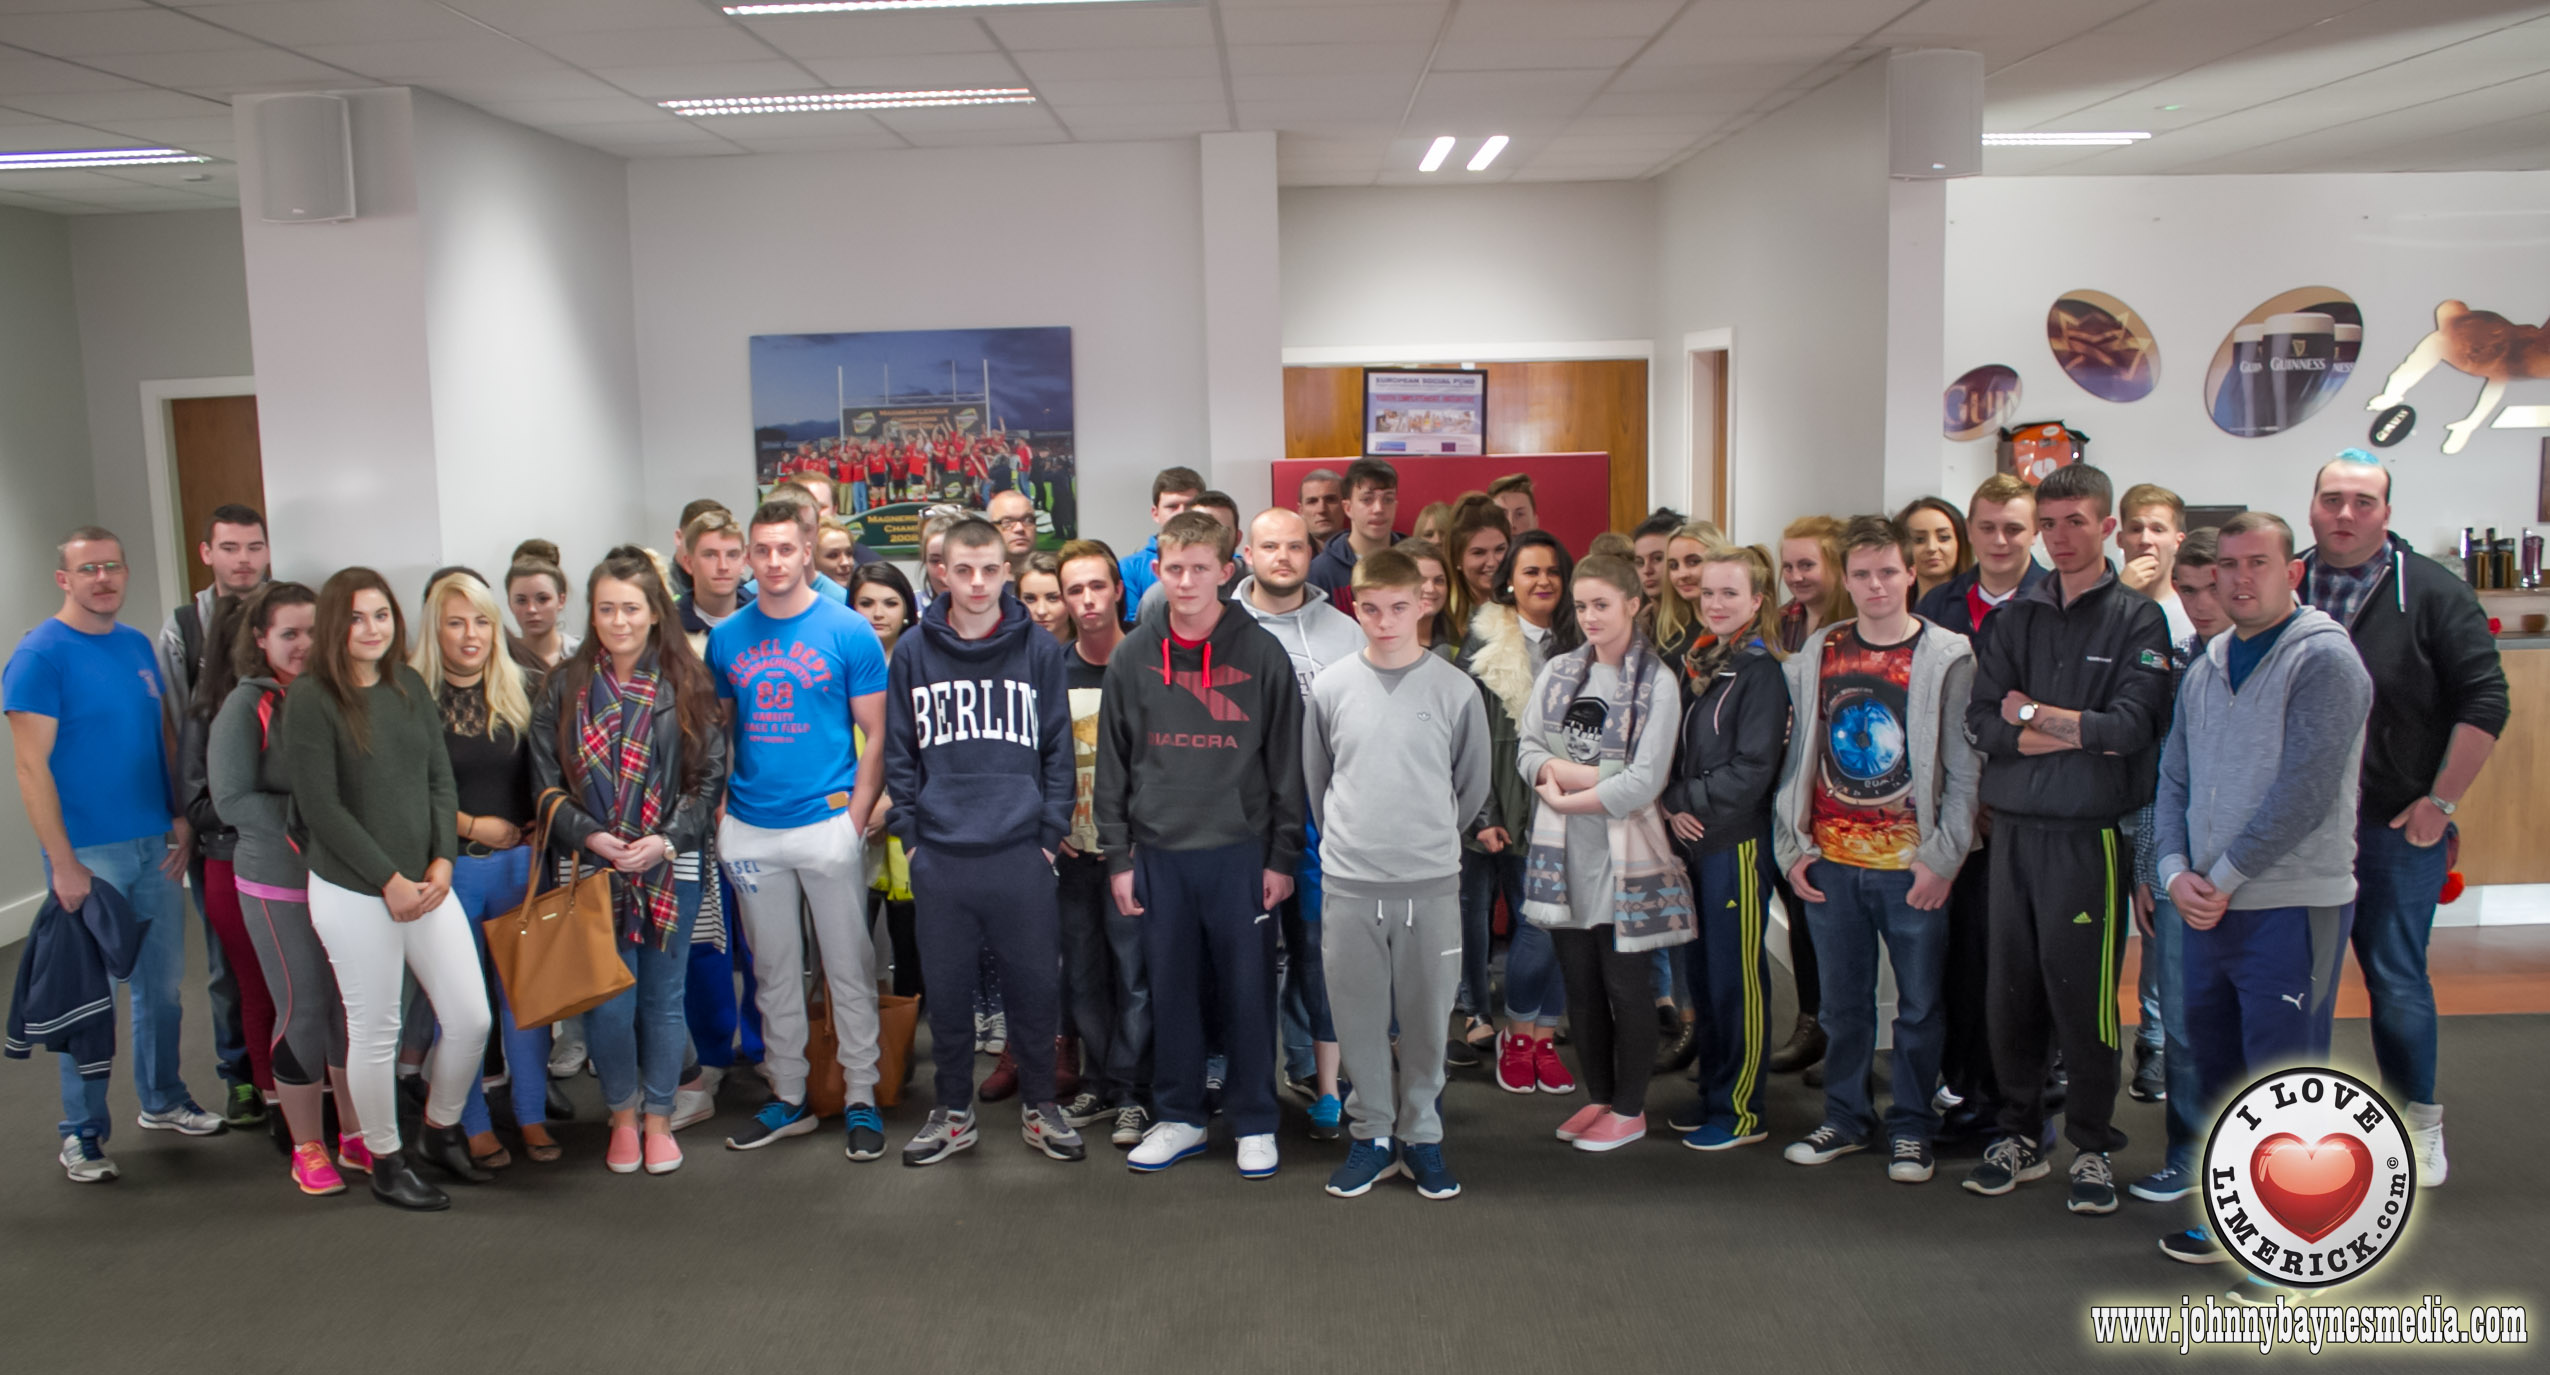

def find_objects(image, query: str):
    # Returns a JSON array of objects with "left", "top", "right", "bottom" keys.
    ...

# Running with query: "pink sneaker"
[
  {"left": 1532, "top": 1039, "right": 1577, "bottom": 1094},
  {"left": 1496, "top": 1033, "right": 1538, "bottom": 1095},
  {"left": 643, "top": 1129, "right": 683, "bottom": 1176},
  {"left": 607, "top": 1123, "right": 643, "bottom": 1175},
  {"left": 1554, "top": 1103, "right": 1607, "bottom": 1142},
  {"left": 1573, "top": 1111, "right": 1648, "bottom": 1152},
  {"left": 335, "top": 1133, "right": 374, "bottom": 1175},
  {"left": 291, "top": 1142, "right": 346, "bottom": 1196}
]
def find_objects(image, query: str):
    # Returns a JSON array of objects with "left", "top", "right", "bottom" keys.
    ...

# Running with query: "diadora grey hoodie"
[{"left": 2154, "top": 607, "right": 2371, "bottom": 910}]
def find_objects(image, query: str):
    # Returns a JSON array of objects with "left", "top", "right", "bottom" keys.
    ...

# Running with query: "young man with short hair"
[
  {"left": 1961, "top": 463, "right": 2174, "bottom": 1215},
  {"left": 1096, "top": 511, "right": 1306, "bottom": 1179},
  {"left": 1117, "top": 466, "right": 1207, "bottom": 609},
  {"left": 2115, "top": 482, "right": 2194, "bottom": 1104},
  {"left": 1308, "top": 548, "right": 1492, "bottom": 1199},
  {"left": 1297, "top": 468, "right": 1345, "bottom": 549},
  {"left": 712, "top": 499, "right": 893, "bottom": 1162},
  {"left": 1305, "top": 457, "right": 1402, "bottom": 611},
  {"left": 2153, "top": 512, "right": 2371, "bottom": 1265},
  {"left": 9, "top": 527, "right": 222, "bottom": 1182},
  {"left": 2299, "top": 456, "right": 2505, "bottom": 1185},
  {"left": 1914, "top": 475, "right": 2046, "bottom": 643},
  {"left": 1489, "top": 473, "right": 1539, "bottom": 535},
  {"left": 1234, "top": 507, "right": 1366, "bottom": 1139},
  {"left": 669, "top": 497, "right": 729, "bottom": 598},
  {"left": 886, "top": 518, "right": 1081, "bottom": 1166},
  {"left": 1772, "top": 516, "right": 1981, "bottom": 1185},
  {"left": 1053, "top": 539, "right": 1153, "bottom": 1147}
]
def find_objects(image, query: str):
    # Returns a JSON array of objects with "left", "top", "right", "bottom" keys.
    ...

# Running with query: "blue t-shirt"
[
  {"left": 2, "top": 619, "right": 173, "bottom": 848},
  {"left": 2226, "top": 612, "right": 2296, "bottom": 694},
  {"left": 710, "top": 594, "right": 889, "bottom": 829}
]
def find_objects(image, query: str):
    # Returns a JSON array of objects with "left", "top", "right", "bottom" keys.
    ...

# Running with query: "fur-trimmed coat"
[{"left": 1458, "top": 602, "right": 1547, "bottom": 853}]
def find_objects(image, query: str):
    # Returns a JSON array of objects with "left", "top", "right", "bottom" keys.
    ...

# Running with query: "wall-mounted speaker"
[
  {"left": 254, "top": 94, "right": 355, "bottom": 223},
  {"left": 1888, "top": 49, "right": 1982, "bottom": 180}
]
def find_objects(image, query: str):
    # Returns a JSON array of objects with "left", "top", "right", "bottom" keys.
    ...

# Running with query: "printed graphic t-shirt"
[
  {"left": 1811, "top": 622, "right": 1922, "bottom": 871},
  {"left": 710, "top": 593, "right": 889, "bottom": 830},
  {"left": 2, "top": 618, "right": 173, "bottom": 848},
  {"left": 1066, "top": 650, "right": 1106, "bottom": 854}
]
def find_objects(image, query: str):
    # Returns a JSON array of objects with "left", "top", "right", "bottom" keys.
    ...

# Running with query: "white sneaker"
[
  {"left": 1127, "top": 1119, "right": 1208, "bottom": 1173},
  {"left": 136, "top": 1100, "right": 226, "bottom": 1136},
  {"left": 1236, "top": 1133, "right": 1279, "bottom": 1179},
  {"left": 2408, "top": 1102, "right": 2447, "bottom": 1187},
  {"left": 549, "top": 1022, "right": 588, "bottom": 1079},
  {"left": 983, "top": 1009, "right": 1008, "bottom": 1056},
  {"left": 59, "top": 1133, "right": 118, "bottom": 1183},
  {"left": 670, "top": 1066, "right": 723, "bottom": 1132}
]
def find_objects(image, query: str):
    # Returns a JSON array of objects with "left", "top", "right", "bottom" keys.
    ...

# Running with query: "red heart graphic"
[{"left": 2250, "top": 1132, "right": 2373, "bottom": 1243}]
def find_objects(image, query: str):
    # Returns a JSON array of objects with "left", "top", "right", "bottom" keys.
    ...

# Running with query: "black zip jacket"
[
  {"left": 883, "top": 589, "right": 1074, "bottom": 856},
  {"left": 1665, "top": 640, "right": 1788, "bottom": 854},
  {"left": 1093, "top": 594, "right": 1306, "bottom": 875},
  {"left": 1965, "top": 564, "right": 2173, "bottom": 825},
  {"left": 2301, "top": 533, "right": 2509, "bottom": 821}
]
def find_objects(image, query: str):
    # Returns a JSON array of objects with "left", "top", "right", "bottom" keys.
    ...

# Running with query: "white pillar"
[
  {"left": 1198, "top": 130, "right": 1285, "bottom": 517},
  {"left": 1884, "top": 175, "right": 1948, "bottom": 512}
]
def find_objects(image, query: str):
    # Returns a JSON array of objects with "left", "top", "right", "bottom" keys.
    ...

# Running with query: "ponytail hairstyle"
[
  {"left": 1650, "top": 520, "right": 1734, "bottom": 650},
  {"left": 310, "top": 568, "right": 409, "bottom": 753},
  {"left": 1700, "top": 543, "right": 1786, "bottom": 660},
  {"left": 549, "top": 548, "right": 719, "bottom": 792}
]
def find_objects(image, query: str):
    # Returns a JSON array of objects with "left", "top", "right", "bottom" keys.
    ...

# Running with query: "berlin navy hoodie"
[{"left": 882, "top": 588, "right": 1074, "bottom": 856}]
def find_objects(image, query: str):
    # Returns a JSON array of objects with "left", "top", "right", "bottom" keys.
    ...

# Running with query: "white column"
[
  {"left": 1198, "top": 130, "right": 1285, "bottom": 517},
  {"left": 1884, "top": 176, "right": 1948, "bottom": 512}
]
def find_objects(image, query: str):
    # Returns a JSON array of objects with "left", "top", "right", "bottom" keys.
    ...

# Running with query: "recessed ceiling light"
[
  {"left": 1466, "top": 135, "right": 1508, "bottom": 171},
  {"left": 1981, "top": 131, "right": 2151, "bottom": 147},
  {"left": 726, "top": 1, "right": 1174, "bottom": 13},
  {"left": 2159, "top": 104, "right": 2184, "bottom": 111},
  {"left": 1418, "top": 135, "right": 1455, "bottom": 172},
  {"left": 0, "top": 147, "right": 210, "bottom": 170},
  {"left": 661, "top": 88, "right": 1035, "bottom": 115}
]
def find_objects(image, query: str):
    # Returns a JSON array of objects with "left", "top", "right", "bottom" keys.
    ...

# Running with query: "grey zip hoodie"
[
  {"left": 1772, "top": 617, "right": 1982, "bottom": 880},
  {"left": 2154, "top": 607, "right": 2370, "bottom": 910},
  {"left": 1230, "top": 575, "right": 1365, "bottom": 705}
]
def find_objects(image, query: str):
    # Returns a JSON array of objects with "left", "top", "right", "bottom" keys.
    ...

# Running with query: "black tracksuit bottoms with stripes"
[{"left": 1986, "top": 818, "right": 2129, "bottom": 1154}]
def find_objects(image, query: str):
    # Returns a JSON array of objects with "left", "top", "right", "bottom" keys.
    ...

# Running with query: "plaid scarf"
[
  {"left": 1520, "top": 638, "right": 1696, "bottom": 953},
  {"left": 575, "top": 657, "right": 679, "bottom": 950}
]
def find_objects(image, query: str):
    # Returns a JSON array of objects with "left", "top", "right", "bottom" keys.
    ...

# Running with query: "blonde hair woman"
[
  {"left": 1651, "top": 521, "right": 1735, "bottom": 675},
  {"left": 412, "top": 572, "right": 556, "bottom": 1168}
]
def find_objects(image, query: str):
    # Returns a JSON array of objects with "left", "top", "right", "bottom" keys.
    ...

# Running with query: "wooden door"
[
  {"left": 171, "top": 395, "right": 265, "bottom": 596},
  {"left": 1690, "top": 349, "right": 1728, "bottom": 528}
]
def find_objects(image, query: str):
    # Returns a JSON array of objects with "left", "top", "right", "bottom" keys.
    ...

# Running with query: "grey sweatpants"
[
  {"left": 720, "top": 811, "right": 879, "bottom": 1105},
  {"left": 1321, "top": 891, "right": 1463, "bottom": 1145}
]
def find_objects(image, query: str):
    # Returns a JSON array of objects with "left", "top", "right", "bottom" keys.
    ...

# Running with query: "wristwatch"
[
  {"left": 2017, "top": 701, "right": 2039, "bottom": 725},
  {"left": 2426, "top": 794, "right": 2457, "bottom": 816}
]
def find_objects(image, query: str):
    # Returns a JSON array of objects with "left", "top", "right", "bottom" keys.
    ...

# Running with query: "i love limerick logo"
[{"left": 2204, "top": 1067, "right": 2416, "bottom": 1289}]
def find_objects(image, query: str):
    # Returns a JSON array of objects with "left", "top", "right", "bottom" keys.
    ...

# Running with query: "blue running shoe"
[
  {"left": 843, "top": 1102, "right": 886, "bottom": 1161},
  {"left": 1401, "top": 1142, "right": 1460, "bottom": 1200},
  {"left": 1308, "top": 1093, "right": 1342, "bottom": 1142},
  {"left": 1325, "top": 1137, "right": 1396, "bottom": 1197},
  {"left": 1682, "top": 1123, "right": 1767, "bottom": 1152},
  {"left": 725, "top": 1099, "right": 815, "bottom": 1151}
]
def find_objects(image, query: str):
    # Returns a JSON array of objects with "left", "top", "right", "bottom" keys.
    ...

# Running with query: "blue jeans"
[
  {"left": 589, "top": 879, "right": 701, "bottom": 1116},
  {"left": 1804, "top": 861, "right": 1947, "bottom": 1144},
  {"left": 1278, "top": 858, "right": 1331, "bottom": 1080},
  {"left": 2148, "top": 896, "right": 2204, "bottom": 1172},
  {"left": 684, "top": 882, "right": 760, "bottom": 1070},
  {"left": 452, "top": 846, "right": 547, "bottom": 1136},
  {"left": 2352, "top": 818, "right": 2449, "bottom": 1105},
  {"left": 46, "top": 835, "right": 190, "bottom": 1141},
  {"left": 1457, "top": 848, "right": 1526, "bottom": 1022},
  {"left": 1503, "top": 919, "right": 1564, "bottom": 1026}
]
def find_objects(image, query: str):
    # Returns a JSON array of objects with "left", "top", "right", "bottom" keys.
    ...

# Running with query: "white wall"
[
  {"left": 0, "top": 207, "right": 101, "bottom": 941},
  {"left": 1653, "top": 58, "right": 1894, "bottom": 543},
  {"left": 1200, "top": 131, "right": 1286, "bottom": 519},
  {"left": 65, "top": 211, "right": 255, "bottom": 628},
  {"left": 630, "top": 140, "right": 1210, "bottom": 561},
  {"left": 1943, "top": 172, "right": 2550, "bottom": 553},
  {"left": 1279, "top": 180, "right": 1659, "bottom": 353},
  {"left": 413, "top": 90, "right": 641, "bottom": 592}
]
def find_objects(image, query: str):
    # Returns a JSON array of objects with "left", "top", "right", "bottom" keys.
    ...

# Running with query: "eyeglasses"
[
  {"left": 993, "top": 515, "right": 1035, "bottom": 531},
  {"left": 71, "top": 561, "right": 126, "bottom": 578}
]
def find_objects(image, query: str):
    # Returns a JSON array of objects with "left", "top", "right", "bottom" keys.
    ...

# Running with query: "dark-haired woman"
[
  {"left": 1896, "top": 496, "right": 1972, "bottom": 604},
  {"left": 181, "top": 594, "right": 280, "bottom": 1128},
  {"left": 1461, "top": 530, "right": 1580, "bottom": 1090},
  {"left": 208, "top": 581, "right": 364, "bottom": 1195},
  {"left": 533, "top": 552, "right": 729, "bottom": 1176},
  {"left": 1396, "top": 537, "right": 1462, "bottom": 659},
  {"left": 283, "top": 570, "right": 491, "bottom": 1210}
]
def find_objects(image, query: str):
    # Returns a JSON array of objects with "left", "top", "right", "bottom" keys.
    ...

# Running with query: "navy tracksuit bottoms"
[
  {"left": 2181, "top": 903, "right": 2353, "bottom": 1115},
  {"left": 911, "top": 844, "right": 1059, "bottom": 1111},
  {"left": 1678, "top": 836, "right": 1775, "bottom": 1140},
  {"left": 1139, "top": 840, "right": 1278, "bottom": 1136}
]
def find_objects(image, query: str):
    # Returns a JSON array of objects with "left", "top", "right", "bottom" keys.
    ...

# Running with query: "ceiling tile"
[
  {"left": 293, "top": 38, "right": 573, "bottom": 83},
  {"left": 1222, "top": 3, "right": 1443, "bottom": 46},
  {"left": 1036, "top": 75, "right": 1227, "bottom": 107},
  {"left": 0, "top": 49, "right": 146, "bottom": 93},
  {"left": 0, "top": 6, "right": 261, "bottom": 55},
  {"left": 1011, "top": 45, "right": 1221, "bottom": 83},
  {"left": 735, "top": 12, "right": 994, "bottom": 59},
  {"left": 1056, "top": 101, "right": 1232, "bottom": 133},
  {"left": 590, "top": 59, "right": 818, "bottom": 99},
  {"left": 0, "top": 120, "right": 134, "bottom": 151},
  {"left": 1444, "top": 0, "right": 1683, "bottom": 43},
  {"left": 982, "top": 4, "right": 1217, "bottom": 52},
  {"left": 891, "top": 124, "right": 1069, "bottom": 148},
  {"left": 86, "top": 45, "right": 352, "bottom": 91},
  {"left": 181, "top": 1, "right": 494, "bottom": 47},
  {"left": 531, "top": 26, "right": 777, "bottom": 69},
  {"left": 1406, "top": 68, "right": 1612, "bottom": 121},
  {"left": 1226, "top": 41, "right": 1429, "bottom": 77},
  {"left": 2, "top": 86, "right": 229, "bottom": 122},
  {"left": 438, "top": 0, "right": 739, "bottom": 38},
  {"left": 1432, "top": 37, "right": 1649, "bottom": 71},
  {"left": 800, "top": 53, "right": 1025, "bottom": 90}
]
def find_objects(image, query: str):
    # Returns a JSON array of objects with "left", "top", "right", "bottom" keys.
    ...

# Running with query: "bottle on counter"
[{"left": 2523, "top": 528, "right": 2543, "bottom": 589}]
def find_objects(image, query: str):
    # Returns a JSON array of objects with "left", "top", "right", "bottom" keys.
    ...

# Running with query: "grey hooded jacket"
[{"left": 1772, "top": 617, "right": 1983, "bottom": 881}]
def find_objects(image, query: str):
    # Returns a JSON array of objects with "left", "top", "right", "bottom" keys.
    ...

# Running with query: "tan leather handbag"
[{"left": 485, "top": 790, "right": 632, "bottom": 1029}]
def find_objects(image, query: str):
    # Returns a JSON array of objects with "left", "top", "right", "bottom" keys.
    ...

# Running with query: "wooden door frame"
[
  {"left": 1682, "top": 329, "right": 1734, "bottom": 532},
  {"left": 140, "top": 375, "right": 256, "bottom": 615}
]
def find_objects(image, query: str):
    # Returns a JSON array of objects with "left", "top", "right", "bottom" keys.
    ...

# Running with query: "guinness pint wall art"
[
  {"left": 2202, "top": 288, "right": 2362, "bottom": 439},
  {"left": 2046, "top": 291, "right": 2160, "bottom": 403}
]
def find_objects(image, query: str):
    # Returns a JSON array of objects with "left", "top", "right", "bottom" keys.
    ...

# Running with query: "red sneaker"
[
  {"left": 1495, "top": 1033, "right": 1537, "bottom": 1095},
  {"left": 335, "top": 1133, "right": 374, "bottom": 1175},
  {"left": 1533, "top": 1039, "right": 1577, "bottom": 1094},
  {"left": 979, "top": 1049, "right": 1020, "bottom": 1102},
  {"left": 291, "top": 1142, "right": 346, "bottom": 1196}
]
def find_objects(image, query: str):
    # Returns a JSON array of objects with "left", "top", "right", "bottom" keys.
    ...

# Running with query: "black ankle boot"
[
  {"left": 369, "top": 1150, "right": 451, "bottom": 1211},
  {"left": 418, "top": 1122, "right": 495, "bottom": 1184},
  {"left": 1656, "top": 1017, "right": 1700, "bottom": 1073},
  {"left": 1768, "top": 1013, "right": 1826, "bottom": 1073}
]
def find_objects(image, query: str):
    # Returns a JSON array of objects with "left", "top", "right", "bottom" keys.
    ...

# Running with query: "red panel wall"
[{"left": 1272, "top": 452, "right": 1614, "bottom": 556}]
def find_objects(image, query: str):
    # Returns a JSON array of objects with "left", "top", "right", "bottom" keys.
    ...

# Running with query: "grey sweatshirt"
[
  {"left": 206, "top": 676, "right": 306, "bottom": 892},
  {"left": 1771, "top": 617, "right": 1982, "bottom": 881},
  {"left": 2155, "top": 608, "right": 2370, "bottom": 910},
  {"left": 1304, "top": 651, "right": 1493, "bottom": 901},
  {"left": 1515, "top": 654, "right": 1680, "bottom": 930},
  {"left": 1231, "top": 575, "right": 1366, "bottom": 705}
]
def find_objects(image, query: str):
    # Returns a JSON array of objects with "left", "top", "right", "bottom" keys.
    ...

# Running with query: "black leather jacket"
[{"left": 528, "top": 667, "right": 728, "bottom": 860}]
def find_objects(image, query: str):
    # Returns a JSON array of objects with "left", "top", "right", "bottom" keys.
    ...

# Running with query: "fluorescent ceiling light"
[
  {"left": 1418, "top": 135, "right": 1455, "bottom": 172},
  {"left": 1981, "top": 131, "right": 2151, "bottom": 147},
  {"left": 662, "top": 88, "right": 1034, "bottom": 115},
  {"left": 0, "top": 147, "right": 209, "bottom": 170},
  {"left": 1466, "top": 135, "right": 1508, "bottom": 171},
  {"left": 727, "top": 1, "right": 1175, "bottom": 13}
]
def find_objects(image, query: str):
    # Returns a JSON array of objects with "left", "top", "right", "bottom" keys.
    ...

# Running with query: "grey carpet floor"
[{"left": 1, "top": 928, "right": 2540, "bottom": 1374}]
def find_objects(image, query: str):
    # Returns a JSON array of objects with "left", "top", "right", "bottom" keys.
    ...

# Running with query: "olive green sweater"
[{"left": 281, "top": 665, "right": 458, "bottom": 894}]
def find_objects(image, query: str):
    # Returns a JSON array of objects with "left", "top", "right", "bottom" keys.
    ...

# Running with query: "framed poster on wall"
[{"left": 1364, "top": 367, "right": 1486, "bottom": 456}]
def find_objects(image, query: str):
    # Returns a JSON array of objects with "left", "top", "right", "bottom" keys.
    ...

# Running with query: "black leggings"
[{"left": 1552, "top": 925, "right": 1658, "bottom": 1115}]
